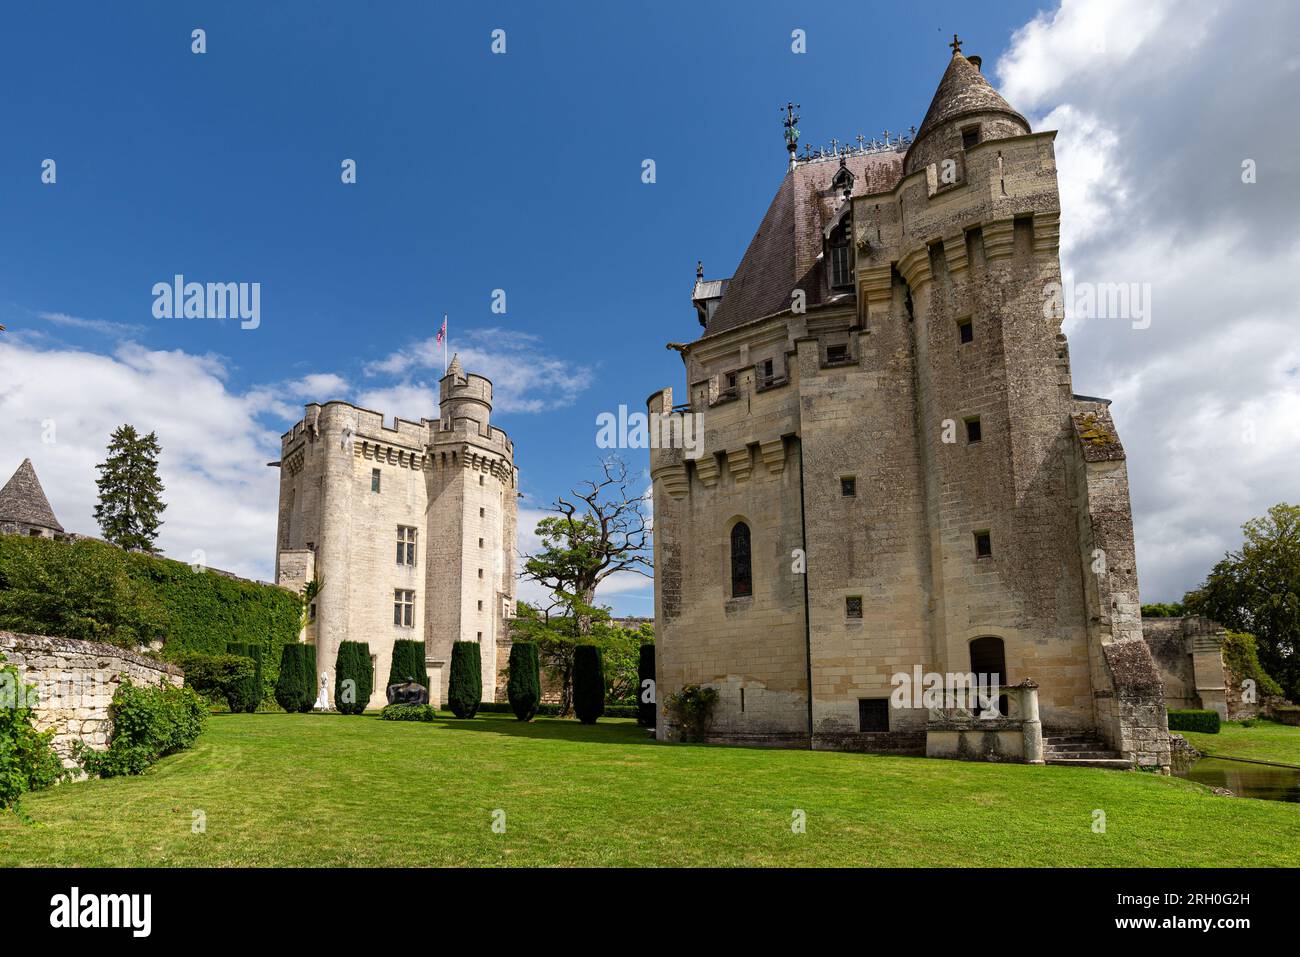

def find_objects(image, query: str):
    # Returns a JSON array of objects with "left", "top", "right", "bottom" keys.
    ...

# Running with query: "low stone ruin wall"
[{"left": 0, "top": 631, "right": 184, "bottom": 767}]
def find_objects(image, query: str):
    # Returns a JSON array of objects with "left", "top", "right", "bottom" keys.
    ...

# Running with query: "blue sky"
[{"left": 3, "top": 1, "right": 1297, "bottom": 613}]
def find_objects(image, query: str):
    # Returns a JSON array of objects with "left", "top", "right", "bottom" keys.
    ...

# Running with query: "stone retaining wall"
[{"left": 0, "top": 631, "right": 183, "bottom": 766}]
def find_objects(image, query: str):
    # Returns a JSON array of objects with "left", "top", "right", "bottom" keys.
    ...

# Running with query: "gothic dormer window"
[{"left": 827, "top": 219, "right": 854, "bottom": 290}]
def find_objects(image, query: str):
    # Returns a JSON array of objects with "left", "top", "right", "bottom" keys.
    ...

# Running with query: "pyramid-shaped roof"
[{"left": 0, "top": 458, "right": 64, "bottom": 532}]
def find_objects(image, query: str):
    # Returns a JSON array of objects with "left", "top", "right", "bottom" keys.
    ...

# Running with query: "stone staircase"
[{"left": 1043, "top": 733, "right": 1130, "bottom": 770}]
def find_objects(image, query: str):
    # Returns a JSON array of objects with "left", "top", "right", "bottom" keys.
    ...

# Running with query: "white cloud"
[
  {"left": 995, "top": 0, "right": 1300, "bottom": 600},
  {"left": 0, "top": 339, "right": 283, "bottom": 582},
  {"left": 364, "top": 327, "right": 595, "bottom": 415},
  {"left": 38, "top": 311, "right": 145, "bottom": 338},
  {"left": 1, "top": 308, "right": 595, "bottom": 595}
]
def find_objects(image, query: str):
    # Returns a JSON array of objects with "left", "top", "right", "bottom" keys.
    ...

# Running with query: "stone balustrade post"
[{"left": 1020, "top": 679, "right": 1044, "bottom": 764}]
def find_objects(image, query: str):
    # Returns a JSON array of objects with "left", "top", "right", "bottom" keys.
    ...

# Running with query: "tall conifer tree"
[{"left": 93, "top": 424, "right": 167, "bottom": 552}]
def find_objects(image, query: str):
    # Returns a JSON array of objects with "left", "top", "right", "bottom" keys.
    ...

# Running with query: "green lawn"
[
  {"left": 3, "top": 712, "right": 1298, "bottom": 866},
  {"left": 1181, "top": 719, "right": 1300, "bottom": 767}
]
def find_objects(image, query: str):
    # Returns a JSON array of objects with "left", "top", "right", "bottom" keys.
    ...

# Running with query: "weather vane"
[{"left": 783, "top": 102, "right": 801, "bottom": 165}]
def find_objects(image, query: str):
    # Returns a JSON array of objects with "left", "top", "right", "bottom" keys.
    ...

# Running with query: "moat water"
[{"left": 1173, "top": 756, "right": 1300, "bottom": 802}]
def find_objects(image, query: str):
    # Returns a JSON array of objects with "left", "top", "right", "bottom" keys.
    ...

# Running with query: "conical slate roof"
[
  {"left": 911, "top": 52, "right": 1028, "bottom": 149},
  {"left": 0, "top": 458, "right": 64, "bottom": 532}
]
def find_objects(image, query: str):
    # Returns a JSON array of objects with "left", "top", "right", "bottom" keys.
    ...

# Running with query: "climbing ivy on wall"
[{"left": 0, "top": 535, "right": 301, "bottom": 691}]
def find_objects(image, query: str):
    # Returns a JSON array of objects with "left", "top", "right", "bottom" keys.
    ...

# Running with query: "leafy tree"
[
  {"left": 573, "top": 644, "right": 605, "bottom": 724},
  {"left": 1184, "top": 503, "right": 1300, "bottom": 699},
  {"left": 447, "top": 641, "right": 482, "bottom": 718},
  {"left": 170, "top": 650, "right": 255, "bottom": 705},
  {"left": 93, "top": 424, "right": 167, "bottom": 552},
  {"left": 603, "top": 620, "right": 652, "bottom": 704},
  {"left": 275, "top": 644, "right": 316, "bottom": 713},
  {"left": 0, "top": 536, "right": 166, "bottom": 647},
  {"left": 334, "top": 641, "right": 373, "bottom": 715},
  {"left": 387, "top": 639, "right": 429, "bottom": 689},
  {"left": 520, "top": 457, "right": 651, "bottom": 713},
  {"left": 506, "top": 641, "right": 541, "bottom": 721},
  {"left": 1140, "top": 602, "right": 1186, "bottom": 618}
]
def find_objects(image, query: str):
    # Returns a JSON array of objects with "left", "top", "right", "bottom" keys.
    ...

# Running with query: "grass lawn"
[
  {"left": 1180, "top": 719, "right": 1300, "bottom": 766},
  {"left": 3, "top": 712, "right": 1299, "bottom": 867}
]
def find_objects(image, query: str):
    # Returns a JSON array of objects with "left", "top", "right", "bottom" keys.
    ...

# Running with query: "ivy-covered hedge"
[
  {"left": 76, "top": 680, "right": 208, "bottom": 778},
  {"left": 1168, "top": 709, "right": 1222, "bottom": 734},
  {"left": 0, "top": 535, "right": 301, "bottom": 694},
  {"left": 380, "top": 703, "right": 437, "bottom": 722}
]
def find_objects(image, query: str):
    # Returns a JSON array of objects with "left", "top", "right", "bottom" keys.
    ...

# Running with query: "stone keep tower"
[
  {"left": 649, "top": 45, "right": 1169, "bottom": 768},
  {"left": 274, "top": 355, "right": 518, "bottom": 710}
]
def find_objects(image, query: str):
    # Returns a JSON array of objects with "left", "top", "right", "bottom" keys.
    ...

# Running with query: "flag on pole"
[
  {"left": 436, "top": 315, "right": 446, "bottom": 345},
  {"left": 437, "top": 314, "right": 447, "bottom": 375}
]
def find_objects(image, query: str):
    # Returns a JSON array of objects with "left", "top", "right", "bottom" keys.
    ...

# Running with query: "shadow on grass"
[{"left": 404, "top": 712, "right": 659, "bottom": 746}]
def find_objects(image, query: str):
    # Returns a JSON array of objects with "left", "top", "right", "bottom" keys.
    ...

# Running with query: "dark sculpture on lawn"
[{"left": 386, "top": 681, "right": 429, "bottom": 705}]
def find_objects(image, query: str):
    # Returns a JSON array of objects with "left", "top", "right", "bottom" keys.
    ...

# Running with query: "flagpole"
[{"left": 443, "top": 313, "right": 448, "bottom": 376}]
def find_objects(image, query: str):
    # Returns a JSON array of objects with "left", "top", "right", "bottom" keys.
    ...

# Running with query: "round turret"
[{"left": 438, "top": 353, "right": 494, "bottom": 431}]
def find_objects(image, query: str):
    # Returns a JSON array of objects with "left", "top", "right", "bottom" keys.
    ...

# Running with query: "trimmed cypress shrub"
[
  {"left": 637, "top": 644, "right": 655, "bottom": 727},
  {"left": 507, "top": 642, "right": 541, "bottom": 721},
  {"left": 387, "top": 639, "right": 429, "bottom": 690},
  {"left": 447, "top": 641, "right": 482, "bottom": 719},
  {"left": 573, "top": 644, "right": 605, "bottom": 725},
  {"left": 275, "top": 643, "right": 315, "bottom": 713},
  {"left": 247, "top": 644, "right": 264, "bottom": 712},
  {"left": 224, "top": 642, "right": 259, "bottom": 713},
  {"left": 303, "top": 643, "right": 318, "bottom": 712},
  {"left": 334, "top": 641, "right": 373, "bottom": 715},
  {"left": 1168, "top": 709, "right": 1221, "bottom": 734}
]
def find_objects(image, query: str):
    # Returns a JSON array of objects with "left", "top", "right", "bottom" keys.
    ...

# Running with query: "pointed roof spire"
[
  {"left": 905, "top": 42, "right": 1029, "bottom": 173},
  {"left": 446, "top": 353, "right": 463, "bottom": 378},
  {"left": 0, "top": 458, "right": 64, "bottom": 533}
]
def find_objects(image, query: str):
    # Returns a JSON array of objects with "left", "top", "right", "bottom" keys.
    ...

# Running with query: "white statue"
[{"left": 314, "top": 671, "right": 330, "bottom": 710}]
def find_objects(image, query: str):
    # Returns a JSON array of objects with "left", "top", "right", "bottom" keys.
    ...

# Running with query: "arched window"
[
  {"left": 730, "top": 522, "right": 752, "bottom": 598},
  {"left": 969, "top": 636, "right": 1008, "bottom": 716}
]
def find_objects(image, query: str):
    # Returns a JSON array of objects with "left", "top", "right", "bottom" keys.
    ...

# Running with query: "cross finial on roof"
[{"left": 949, "top": 33, "right": 962, "bottom": 56}]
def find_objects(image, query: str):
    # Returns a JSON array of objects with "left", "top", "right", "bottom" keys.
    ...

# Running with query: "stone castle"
[
  {"left": 648, "top": 43, "right": 1171, "bottom": 768},
  {"left": 273, "top": 355, "right": 518, "bottom": 710}
]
